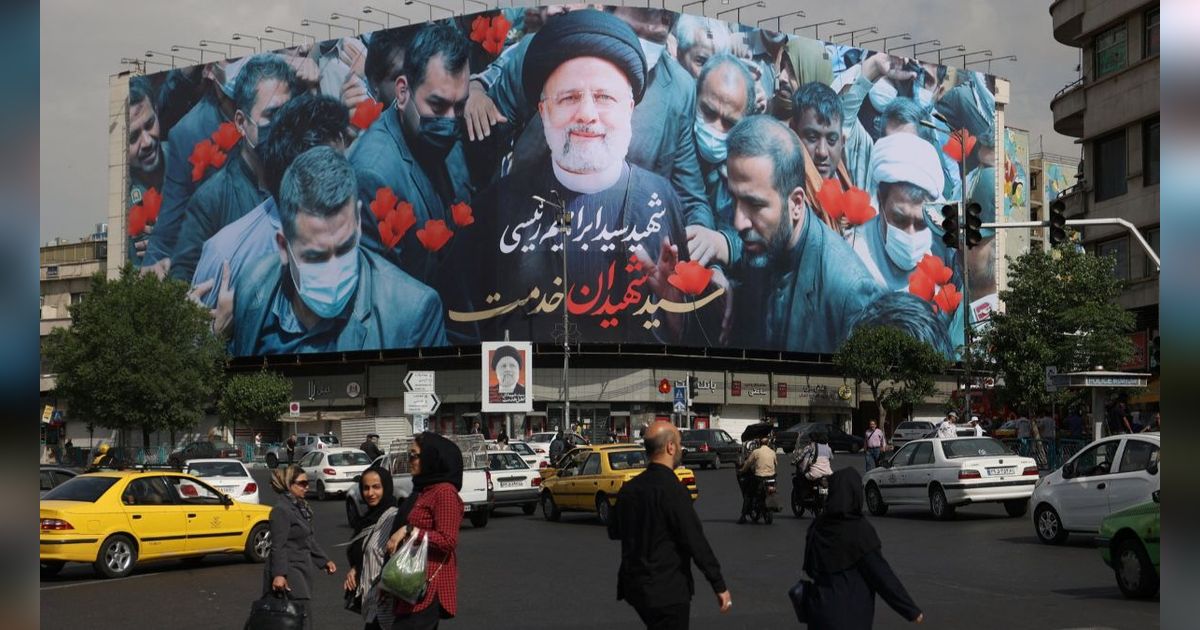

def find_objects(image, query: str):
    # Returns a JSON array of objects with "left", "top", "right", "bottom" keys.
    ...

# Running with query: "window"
[
  {"left": 891, "top": 443, "right": 918, "bottom": 467},
  {"left": 40, "top": 471, "right": 53, "bottom": 491},
  {"left": 1145, "top": 228, "right": 1159, "bottom": 277},
  {"left": 608, "top": 450, "right": 647, "bottom": 471},
  {"left": 69, "top": 292, "right": 84, "bottom": 305},
  {"left": 1093, "top": 131, "right": 1127, "bottom": 201},
  {"left": 1097, "top": 237, "right": 1130, "bottom": 280},
  {"left": 328, "top": 452, "right": 371, "bottom": 466},
  {"left": 169, "top": 476, "right": 224, "bottom": 505},
  {"left": 123, "top": 477, "right": 178, "bottom": 506},
  {"left": 581, "top": 453, "right": 601, "bottom": 476},
  {"left": 909, "top": 442, "right": 934, "bottom": 466},
  {"left": 489, "top": 453, "right": 528, "bottom": 470},
  {"left": 1144, "top": 118, "right": 1159, "bottom": 186},
  {"left": 1094, "top": 24, "right": 1127, "bottom": 78},
  {"left": 1145, "top": 8, "right": 1159, "bottom": 57},
  {"left": 1070, "top": 441, "right": 1119, "bottom": 477},
  {"left": 187, "top": 462, "right": 249, "bottom": 478},
  {"left": 42, "top": 476, "right": 119, "bottom": 502},
  {"left": 942, "top": 438, "right": 1008, "bottom": 459},
  {"left": 1117, "top": 440, "right": 1159, "bottom": 473}
]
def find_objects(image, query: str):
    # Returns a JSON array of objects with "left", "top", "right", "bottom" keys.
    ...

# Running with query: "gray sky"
[{"left": 39, "top": 0, "right": 1079, "bottom": 241}]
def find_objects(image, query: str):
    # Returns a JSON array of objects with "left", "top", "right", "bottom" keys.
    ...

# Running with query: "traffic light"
[
  {"left": 940, "top": 204, "right": 959, "bottom": 249},
  {"left": 1048, "top": 200, "right": 1067, "bottom": 246},
  {"left": 964, "top": 202, "right": 983, "bottom": 248},
  {"left": 688, "top": 376, "right": 699, "bottom": 401},
  {"left": 658, "top": 378, "right": 671, "bottom": 395}
]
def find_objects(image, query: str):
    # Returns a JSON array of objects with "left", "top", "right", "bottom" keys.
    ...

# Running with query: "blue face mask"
[
  {"left": 287, "top": 237, "right": 360, "bottom": 319},
  {"left": 694, "top": 115, "right": 728, "bottom": 164}
]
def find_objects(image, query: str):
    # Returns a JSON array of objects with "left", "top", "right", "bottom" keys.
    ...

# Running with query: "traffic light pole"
[{"left": 981, "top": 218, "right": 1160, "bottom": 271}]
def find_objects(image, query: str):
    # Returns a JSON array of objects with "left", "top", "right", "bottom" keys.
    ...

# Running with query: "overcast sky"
[{"left": 39, "top": 0, "right": 1080, "bottom": 241}]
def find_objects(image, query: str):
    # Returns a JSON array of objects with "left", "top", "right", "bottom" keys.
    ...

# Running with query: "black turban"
[
  {"left": 522, "top": 9, "right": 647, "bottom": 108},
  {"left": 491, "top": 345, "right": 522, "bottom": 371}
]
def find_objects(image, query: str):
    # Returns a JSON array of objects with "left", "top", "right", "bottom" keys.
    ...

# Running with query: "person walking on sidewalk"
[
  {"left": 863, "top": 421, "right": 885, "bottom": 471},
  {"left": 801, "top": 468, "right": 924, "bottom": 629},
  {"left": 265, "top": 465, "right": 337, "bottom": 630},
  {"left": 608, "top": 422, "right": 732, "bottom": 629}
]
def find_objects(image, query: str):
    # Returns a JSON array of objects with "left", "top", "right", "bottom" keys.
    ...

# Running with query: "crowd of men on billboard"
[{"left": 125, "top": 5, "right": 1000, "bottom": 358}]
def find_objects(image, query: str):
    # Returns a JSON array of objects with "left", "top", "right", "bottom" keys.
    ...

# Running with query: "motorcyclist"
[
  {"left": 737, "top": 436, "right": 778, "bottom": 524},
  {"left": 793, "top": 432, "right": 834, "bottom": 504}
]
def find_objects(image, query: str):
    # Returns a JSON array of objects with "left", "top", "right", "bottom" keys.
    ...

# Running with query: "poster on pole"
[{"left": 482, "top": 341, "right": 533, "bottom": 412}]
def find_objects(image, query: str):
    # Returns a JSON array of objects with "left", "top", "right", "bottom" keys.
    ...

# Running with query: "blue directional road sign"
[{"left": 673, "top": 386, "right": 687, "bottom": 413}]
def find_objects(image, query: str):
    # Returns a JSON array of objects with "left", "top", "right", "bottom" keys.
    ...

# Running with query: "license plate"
[
  {"left": 219, "top": 486, "right": 238, "bottom": 493},
  {"left": 500, "top": 480, "right": 521, "bottom": 488},
  {"left": 987, "top": 467, "right": 1016, "bottom": 476}
]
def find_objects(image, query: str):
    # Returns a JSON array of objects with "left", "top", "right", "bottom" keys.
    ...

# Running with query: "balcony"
[
  {"left": 1050, "top": 77, "right": 1086, "bottom": 138},
  {"left": 1050, "top": 0, "right": 1085, "bottom": 45}
]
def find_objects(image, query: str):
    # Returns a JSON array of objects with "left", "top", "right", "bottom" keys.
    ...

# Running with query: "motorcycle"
[
  {"left": 742, "top": 474, "right": 777, "bottom": 524},
  {"left": 791, "top": 468, "right": 829, "bottom": 518}
]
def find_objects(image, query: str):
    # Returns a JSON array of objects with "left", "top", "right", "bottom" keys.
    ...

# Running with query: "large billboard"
[{"left": 121, "top": 6, "right": 1000, "bottom": 359}]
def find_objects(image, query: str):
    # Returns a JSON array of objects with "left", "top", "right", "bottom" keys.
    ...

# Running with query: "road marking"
[{"left": 41, "top": 572, "right": 159, "bottom": 591}]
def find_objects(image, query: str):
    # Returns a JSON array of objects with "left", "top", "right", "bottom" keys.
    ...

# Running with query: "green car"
[{"left": 1097, "top": 490, "right": 1160, "bottom": 599}]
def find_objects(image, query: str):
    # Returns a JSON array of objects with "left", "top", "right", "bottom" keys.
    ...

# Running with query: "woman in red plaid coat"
[{"left": 386, "top": 432, "right": 464, "bottom": 630}]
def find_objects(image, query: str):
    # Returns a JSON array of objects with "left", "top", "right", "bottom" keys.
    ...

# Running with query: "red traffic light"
[{"left": 658, "top": 378, "right": 671, "bottom": 394}]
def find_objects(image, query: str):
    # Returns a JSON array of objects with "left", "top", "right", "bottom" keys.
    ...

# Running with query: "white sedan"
[
  {"left": 863, "top": 437, "right": 1039, "bottom": 520},
  {"left": 487, "top": 451, "right": 542, "bottom": 514},
  {"left": 184, "top": 458, "right": 260, "bottom": 504},
  {"left": 508, "top": 440, "right": 551, "bottom": 469},
  {"left": 298, "top": 447, "right": 372, "bottom": 500},
  {"left": 1030, "top": 433, "right": 1160, "bottom": 545}
]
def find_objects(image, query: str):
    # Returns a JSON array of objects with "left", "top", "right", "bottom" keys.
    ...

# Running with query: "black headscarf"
[
  {"left": 522, "top": 9, "right": 648, "bottom": 107},
  {"left": 803, "top": 468, "right": 882, "bottom": 577},
  {"left": 351, "top": 465, "right": 396, "bottom": 534},
  {"left": 395, "top": 433, "right": 464, "bottom": 530}
]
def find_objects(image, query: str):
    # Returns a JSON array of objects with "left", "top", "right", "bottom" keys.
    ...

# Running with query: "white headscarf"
[{"left": 867, "top": 131, "right": 945, "bottom": 201}]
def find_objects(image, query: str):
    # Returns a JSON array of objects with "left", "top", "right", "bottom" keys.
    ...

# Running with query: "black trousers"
[
  {"left": 632, "top": 601, "right": 690, "bottom": 630},
  {"left": 391, "top": 598, "right": 443, "bottom": 630}
]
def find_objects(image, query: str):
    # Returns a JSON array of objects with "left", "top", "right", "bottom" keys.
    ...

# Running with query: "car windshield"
[
  {"left": 210, "top": 440, "right": 235, "bottom": 450},
  {"left": 941, "top": 438, "right": 1011, "bottom": 459},
  {"left": 328, "top": 452, "right": 371, "bottom": 466},
  {"left": 489, "top": 453, "right": 528, "bottom": 470},
  {"left": 42, "top": 476, "right": 119, "bottom": 502},
  {"left": 608, "top": 450, "right": 647, "bottom": 471},
  {"left": 509, "top": 443, "right": 534, "bottom": 456},
  {"left": 186, "top": 462, "right": 248, "bottom": 478},
  {"left": 318, "top": 435, "right": 340, "bottom": 445}
]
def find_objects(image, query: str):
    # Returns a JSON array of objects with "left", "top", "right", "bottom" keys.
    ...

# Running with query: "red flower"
[
  {"left": 379, "top": 213, "right": 402, "bottom": 250},
  {"left": 210, "top": 121, "right": 242, "bottom": 151},
  {"left": 469, "top": 15, "right": 489, "bottom": 44},
  {"left": 915, "top": 254, "right": 953, "bottom": 286},
  {"left": 127, "top": 204, "right": 147, "bottom": 238},
  {"left": 391, "top": 202, "right": 417, "bottom": 240},
  {"left": 451, "top": 201, "right": 474, "bottom": 227},
  {"left": 350, "top": 98, "right": 385, "bottom": 130},
  {"left": 370, "top": 187, "right": 398, "bottom": 222},
  {"left": 942, "top": 129, "right": 977, "bottom": 163},
  {"left": 841, "top": 187, "right": 877, "bottom": 226},
  {"left": 489, "top": 14, "right": 511, "bottom": 43},
  {"left": 478, "top": 14, "right": 510, "bottom": 56},
  {"left": 814, "top": 179, "right": 844, "bottom": 222},
  {"left": 908, "top": 269, "right": 935, "bottom": 302},
  {"left": 933, "top": 283, "right": 962, "bottom": 315},
  {"left": 188, "top": 139, "right": 226, "bottom": 182},
  {"left": 667, "top": 260, "right": 714, "bottom": 296},
  {"left": 141, "top": 187, "right": 162, "bottom": 223},
  {"left": 416, "top": 219, "right": 454, "bottom": 252}
]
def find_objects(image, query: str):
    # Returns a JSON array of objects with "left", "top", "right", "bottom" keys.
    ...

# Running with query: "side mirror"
[
  {"left": 221, "top": 493, "right": 233, "bottom": 506},
  {"left": 879, "top": 458, "right": 892, "bottom": 469},
  {"left": 1061, "top": 462, "right": 1075, "bottom": 479},
  {"left": 1152, "top": 490, "right": 1160, "bottom": 503},
  {"left": 1147, "top": 461, "right": 1158, "bottom": 476}
]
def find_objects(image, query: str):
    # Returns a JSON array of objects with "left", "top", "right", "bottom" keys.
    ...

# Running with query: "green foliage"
[
  {"left": 43, "top": 265, "right": 227, "bottom": 449},
  {"left": 983, "top": 245, "right": 1134, "bottom": 411},
  {"left": 834, "top": 326, "right": 947, "bottom": 430},
  {"left": 219, "top": 371, "right": 291, "bottom": 432}
]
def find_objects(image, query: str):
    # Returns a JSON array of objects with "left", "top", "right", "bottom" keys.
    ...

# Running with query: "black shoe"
[{"left": 736, "top": 516, "right": 747, "bottom": 524}]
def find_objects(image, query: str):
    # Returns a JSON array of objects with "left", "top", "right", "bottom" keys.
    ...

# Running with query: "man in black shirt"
[
  {"left": 608, "top": 421, "right": 732, "bottom": 628},
  {"left": 360, "top": 433, "right": 383, "bottom": 461}
]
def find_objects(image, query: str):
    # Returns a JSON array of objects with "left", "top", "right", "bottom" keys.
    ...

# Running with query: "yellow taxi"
[
  {"left": 40, "top": 469, "right": 272, "bottom": 579},
  {"left": 539, "top": 445, "right": 698, "bottom": 525}
]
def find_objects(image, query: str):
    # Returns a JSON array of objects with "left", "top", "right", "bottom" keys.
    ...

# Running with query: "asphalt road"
[{"left": 40, "top": 458, "right": 1158, "bottom": 629}]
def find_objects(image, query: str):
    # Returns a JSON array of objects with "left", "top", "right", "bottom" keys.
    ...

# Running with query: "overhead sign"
[
  {"left": 404, "top": 370, "right": 436, "bottom": 393},
  {"left": 405, "top": 392, "right": 442, "bottom": 415},
  {"left": 289, "top": 401, "right": 300, "bottom": 417},
  {"left": 481, "top": 341, "right": 533, "bottom": 412},
  {"left": 673, "top": 386, "right": 687, "bottom": 413}
]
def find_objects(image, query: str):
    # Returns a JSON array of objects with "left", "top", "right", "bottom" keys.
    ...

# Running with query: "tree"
[
  {"left": 219, "top": 371, "right": 291, "bottom": 435},
  {"left": 43, "top": 265, "right": 226, "bottom": 452},
  {"left": 834, "top": 326, "right": 947, "bottom": 434},
  {"left": 983, "top": 245, "right": 1133, "bottom": 412}
]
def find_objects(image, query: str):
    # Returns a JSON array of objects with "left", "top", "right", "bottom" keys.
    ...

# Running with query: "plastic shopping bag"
[{"left": 380, "top": 531, "right": 429, "bottom": 604}]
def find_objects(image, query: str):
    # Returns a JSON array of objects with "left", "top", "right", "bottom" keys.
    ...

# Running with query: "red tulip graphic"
[
  {"left": 350, "top": 98, "right": 385, "bottom": 130},
  {"left": 942, "top": 129, "right": 977, "bottom": 163},
  {"left": 451, "top": 201, "right": 474, "bottom": 227},
  {"left": 370, "top": 187, "right": 399, "bottom": 222},
  {"left": 416, "top": 219, "right": 454, "bottom": 252},
  {"left": 933, "top": 283, "right": 962, "bottom": 315},
  {"left": 210, "top": 121, "right": 242, "bottom": 152},
  {"left": 667, "top": 260, "right": 714, "bottom": 296}
]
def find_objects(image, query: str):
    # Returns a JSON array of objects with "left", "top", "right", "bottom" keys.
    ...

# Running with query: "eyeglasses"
[
  {"left": 407, "top": 451, "right": 419, "bottom": 459},
  {"left": 292, "top": 479, "right": 310, "bottom": 488}
]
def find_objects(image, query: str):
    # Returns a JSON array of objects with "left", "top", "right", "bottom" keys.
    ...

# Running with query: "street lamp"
[
  {"left": 232, "top": 33, "right": 286, "bottom": 53},
  {"left": 967, "top": 54, "right": 1018, "bottom": 72},
  {"left": 917, "top": 43, "right": 966, "bottom": 63},
  {"left": 858, "top": 32, "right": 910, "bottom": 52},
  {"left": 889, "top": 38, "right": 939, "bottom": 56},
  {"left": 793, "top": 18, "right": 845, "bottom": 40},
  {"left": 946, "top": 49, "right": 992, "bottom": 68},
  {"left": 146, "top": 50, "right": 198, "bottom": 68},
  {"left": 531, "top": 191, "right": 571, "bottom": 436},
  {"left": 302, "top": 18, "right": 355, "bottom": 39},
  {"left": 331, "top": 12, "right": 384, "bottom": 33},
  {"left": 264, "top": 26, "right": 315, "bottom": 46},
  {"left": 757, "top": 10, "right": 804, "bottom": 32},
  {"left": 405, "top": 0, "right": 454, "bottom": 21},
  {"left": 716, "top": 1, "right": 765, "bottom": 25},
  {"left": 200, "top": 39, "right": 255, "bottom": 57},
  {"left": 171, "top": 44, "right": 216, "bottom": 63},
  {"left": 462, "top": 0, "right": 488, "bottom": 13},
  {"left": 121, "top": 57, "right": 150, "bottom": 73},
  {"left": 829, "top": 26, "right": 878, "bottom": 47},
  {"left": 363, "top": 6, "right": 411, "bottom": 28},
  {"left": 681, "top": 0, "right": 707, "bottom": 16}
]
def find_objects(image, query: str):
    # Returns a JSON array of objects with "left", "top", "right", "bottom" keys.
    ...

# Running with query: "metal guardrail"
[
  {"left": 998, "top": 438, "right": 1087, "bottom": 471},
  {"left": 1052, "top": 76, "right": 1084, "bottom": 101}
]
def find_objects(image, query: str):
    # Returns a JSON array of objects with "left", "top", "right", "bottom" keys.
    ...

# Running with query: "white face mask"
[
  {"left": 640, "top": 38, "right": 665, "bottom": 72},
  {"left": 884, "top": 222, "right": 932, "bottom": 271},
  {"left": 869, "top": 79, "right": 898, "bottom": 111},
  {"left": 287, "top": 236, "right": 360, "bottom": 319},
  {"left": 693, "top": 114, "right": 728, "bottom": 164}
]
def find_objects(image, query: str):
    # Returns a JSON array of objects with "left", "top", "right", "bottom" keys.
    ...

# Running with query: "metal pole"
[
  {"left": 956, "top": 133, "right": 973, "bottom": 422},
  {"left": 561, "top": 193, "right": 570, "bottom": 436},
  {"left": 978, "top": 218, "right": 1160, "bottom": 271}
]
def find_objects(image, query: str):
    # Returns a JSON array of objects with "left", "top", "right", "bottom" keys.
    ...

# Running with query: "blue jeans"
[{"left": 865, "top": 447, "right": 881, "bottom": 471}]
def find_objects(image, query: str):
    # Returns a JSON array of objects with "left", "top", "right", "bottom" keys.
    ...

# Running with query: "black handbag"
[
  {"left": 788, "top": 578, "right": 814, "bottom": 624},
  {"left": 244, "top": 591, "right": 306, "bottom": 630}
]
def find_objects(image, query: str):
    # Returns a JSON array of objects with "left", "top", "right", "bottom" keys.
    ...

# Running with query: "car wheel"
[
  {"left": 709, "top": 454, "right": 721, "bottom": 470},
  {"left": 1034, "top": 504, "right": 1069, "bottom": 545},
  {"left": 265, "top": 453, "right": 278, "bottom": 469},
  {"left": 315, "top": 480, "right": 327, "bottom": 501},
  {"left": 1114, "top": 536, "right": 1159, "bottom": 598},
  {"left": 345, "top": 497, "right": 358, "bottom": 528},
  {"left": 522, "top": 502, "right": 536, "bottom": 516},
  {"left": 866, "top": 483, "right": 888, "bottom": 516},
  {"left": 1004, "top": 498, "right": 1029, "bottom": 518},
  {"left": 94, "top": 534, "right": 137, "bottom": 579},
  {"left": 244, "top": 522, "right": 271, "bottom": 563},
  {"left": 595, "top": 494, "right": 612, "bottom": 525},
  {"left": 469, "top": 510, "right": 489, "bottom": 528},
  {"left": 929, "top": 486, "right": 955, "bottom": 520},
  {"left": 541, "top": 493, "right": 561, "bottom": 522},
  {"left": 40, "top": 561, "right": 65, "bottom": 579}
]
